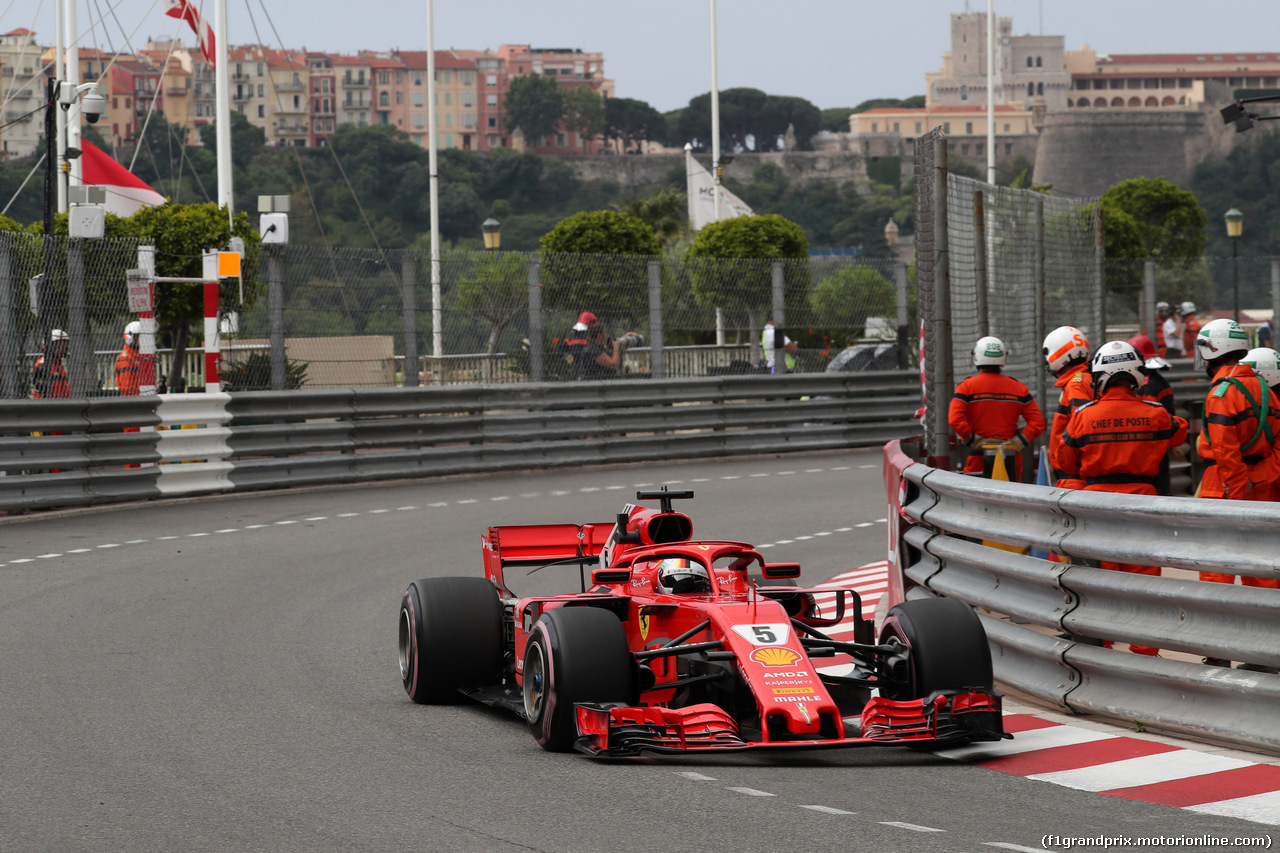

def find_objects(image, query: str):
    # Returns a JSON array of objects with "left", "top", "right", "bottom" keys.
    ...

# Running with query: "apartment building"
[
  {"left": 496, "top": 44, "right": 613, "bottom": 154},
  {"left": 228, "top": 46, "right": 272, "bottom": 135},
  {"left": 392, "top": 50, "right": 478, "bottom": 150},
  {"left": 105, "top": 58, "right": 162, "bottom": 148},
  {"left": 307, "top": 52, "right": 337, "bottom": 147},
  {"left": 1066, "top": 50, "right": 1280, "bottom": 109},
  {"left": 0, "top": 28, "right": 46, "bottom": 158},
  {"left": 333, "top": 54, "right": 372, "bottom": 128},
  {"left": 266, "top": 48, "right": 309, "bottom": 147}
]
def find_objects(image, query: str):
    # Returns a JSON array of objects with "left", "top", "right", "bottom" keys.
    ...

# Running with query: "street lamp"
[
  {"left": 1225, "top": 207, "right": 1244, "bottom": 321},
  {"left": 482, "top": 217, "right": 502, "bottom": 251}
]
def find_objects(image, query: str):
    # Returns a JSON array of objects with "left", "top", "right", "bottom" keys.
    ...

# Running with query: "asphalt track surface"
[{"left": 2, "top": 448, "right": 1273, "bottom": 852}]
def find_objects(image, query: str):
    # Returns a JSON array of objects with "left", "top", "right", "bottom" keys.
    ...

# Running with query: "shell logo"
[{"left": 750, "top": 647, "right": 801, "bottom": 666}]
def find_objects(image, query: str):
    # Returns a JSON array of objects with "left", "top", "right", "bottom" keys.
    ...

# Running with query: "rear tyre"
[
  {"left": 878, "top": 598, "right": 992, "bottom": 701},
  {"left": 399, "top": 577, "right": 503, "bottom": 704},
  {"left": 522, "top": 606, "right": 636, "bottom": 752}
]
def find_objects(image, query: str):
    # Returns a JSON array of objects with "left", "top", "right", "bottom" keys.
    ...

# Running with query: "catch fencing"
[
  {"left": 884, "top": 438, "right": 1280, "bottom": 753},
  {"left": 0, "top": 371, "right": 920, "bottom": 513}
]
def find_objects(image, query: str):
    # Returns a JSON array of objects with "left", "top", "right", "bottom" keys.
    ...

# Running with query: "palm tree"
[{"left": 613, "top": 187, "right": 690, "bottom": 248}]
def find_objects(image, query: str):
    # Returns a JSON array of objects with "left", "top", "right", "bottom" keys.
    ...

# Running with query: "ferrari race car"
[{"left": 397, "top": 489, "right": 1006, "bottom": 756}]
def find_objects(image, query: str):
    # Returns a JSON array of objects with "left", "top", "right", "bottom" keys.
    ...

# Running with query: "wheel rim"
[
  {"left": 398, "top": 606, "right": 413, "bottom": 683},
  {"left": 523, "top": 641, "right": 546, "bottom": 721}
]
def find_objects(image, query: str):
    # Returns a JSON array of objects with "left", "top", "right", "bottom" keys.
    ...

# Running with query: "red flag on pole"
[
  {"left": 80, "top": 141, "right": 167, "bottom": 216},
  {"left": 165, "top": 0, "right": 216, "bottom": 68}
]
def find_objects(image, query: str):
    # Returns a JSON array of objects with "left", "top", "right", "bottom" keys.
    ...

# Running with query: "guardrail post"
[
  {"left": 1095, "top": 202, "right": 1107, "bottom": 347},
  {"left": 648, "top": 259, "right": 664, "bottom": 380},
  {"left": 895, "top": 262, "right": 910, "bottom": 370},
  {"left": 929, "top": 134, "right": 953, "bottom": 467},
  {"left": 1033, "top": 196, "right": 1047, "bottom": 423},
  {"left": 66, "top": 238, "right": 90, "bottom": 397},
  {"left": 0, "top": 236, "right": 17, "bottom": 398},
  {"left": 267, "top": 244, "right": 285, "bottom": 391},
  {"left": 771, "top": 260, "right": 786, "bottom": 374},
  {"left": 1143, "top": 260, "right": 1157, "bottom": 342},
  {"left": 401, "top": 252, "right": 419, "bottom": 387},
  {"left": 528, "top": 257, "right": 543, "bottom": 382}
]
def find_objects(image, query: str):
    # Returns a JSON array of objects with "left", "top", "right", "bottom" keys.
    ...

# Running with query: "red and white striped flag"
[
  {"left": 80, "top": 141, "right": 166, "bottom": 217},
  {"left": 165, "top": 0, "right": 216, "bottom": 68}
]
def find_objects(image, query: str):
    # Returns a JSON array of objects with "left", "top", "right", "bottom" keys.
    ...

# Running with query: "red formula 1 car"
[{"left": 398, "top": 489, "right": 1007, "bottom": 756}]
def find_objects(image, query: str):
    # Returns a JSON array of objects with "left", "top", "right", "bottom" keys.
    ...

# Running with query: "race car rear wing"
[{"left": 483, "top": 523, "right": 613, "bottom": 593}]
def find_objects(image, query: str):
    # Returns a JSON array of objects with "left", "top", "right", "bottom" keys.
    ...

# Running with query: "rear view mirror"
[{"left": 761, "top": 562, "right": 801, "bottom": 580}]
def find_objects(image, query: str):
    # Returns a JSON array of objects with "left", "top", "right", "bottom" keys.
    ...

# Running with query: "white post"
[
  {"left": 426, "top": 0, "right": 442, "bottom": 359},
  {"left": 709, "top": 0, "right": 722, "bottom": 222},
  {"left": 986, "top": 0, "right": 996, "bottom": 185},
  {"left": 65, "top": 0, "right": 82, "bottom": 190},
  {"left": 215, "top": 0, "right": 234, "bottom": 216},
  {"left": 55, "top": 0, "right": 66, "bottom": 213}
]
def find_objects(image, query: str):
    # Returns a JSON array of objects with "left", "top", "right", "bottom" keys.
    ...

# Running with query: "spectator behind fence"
[
  {"left": 761, "top": 317, "right": 797, "bottom": 373},
  {"left": 1162, "top": 304, "right": 1185, "bottom": 359},
  {"left": 1060, "top": 341, "right": 1188, "bottom": 657},
  {"left": 30, "top": 329, "right": 70, "bottom": 399}
]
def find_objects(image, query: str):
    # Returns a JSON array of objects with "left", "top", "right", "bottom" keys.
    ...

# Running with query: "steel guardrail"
[{"left": 884, "top": 437, "right": 1280, "bottom": 753}]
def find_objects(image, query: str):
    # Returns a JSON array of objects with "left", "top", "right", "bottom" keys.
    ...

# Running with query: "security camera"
[{"left": 80, "top": 89, "right": 107, "bottom": 124}]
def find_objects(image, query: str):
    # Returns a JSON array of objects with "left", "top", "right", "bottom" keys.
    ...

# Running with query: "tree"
[
  {"left": 504, "top": 74, "right": 564, "bottom": 145},
  {"left": 562, "top": 86, "right": 606, "bottom": 145},
  {"left": 613, "top": 187, "right": 689, "bottom": 248},
  {"left": 679, "top": 89, "right": 820, "bottom": 152},
  {"left": 605, "top": 97, "right": 666, "bottom": 152},
  {"left": 1100, "top": 177, "right": 1207, "bottom": 261},
  {"left": 684, "top": 214, "right": 808, "bottom": 358},
  {"left": 808, "top": 266, "right": 895, "bottom": 333},
  {"left": 820, "top": 107, "right": 855, "bottom": 133},
  {"left": 453, "top": 251, "right": 530, "bottom": 356},
  {"left": 852, "top": 95, "right": 925, "bottom": 113},
  {"left": 539, "top": 210, "right": 658, "bottom": 321}
]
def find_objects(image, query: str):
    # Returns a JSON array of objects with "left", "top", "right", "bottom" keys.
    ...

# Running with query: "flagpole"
[
  {"left": 708, "top": 0, "right": 721, "bottom": 222},
  {"left": 425, "top": 0, "right": 441, "bottom": 361},
  {"left": 215, "top": 0, "right": 233, "bottom": 217},
  {"left": 986, "top": 0, "right": 995, "bottom": 184},
  {"left": 55, "top": 0, "right": 66, "bottom": 213},
  {"left": 65, "top": 0, "right": 82, "bottom": 192}
]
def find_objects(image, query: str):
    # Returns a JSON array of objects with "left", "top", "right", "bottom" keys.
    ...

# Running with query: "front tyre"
[
  {"left": 878, "top": 597, "right": 992, "bottom": 701},
  {"left": 399, "top": 577, "right": 502, "bottom": 704},
  {"left": 522, "top": 606, "right": 636, "bottom": 752}
]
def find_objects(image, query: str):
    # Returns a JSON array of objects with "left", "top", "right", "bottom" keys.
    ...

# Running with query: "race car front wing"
[{"left": 572, "top": 689, "right": 1008, "bottom": 757}]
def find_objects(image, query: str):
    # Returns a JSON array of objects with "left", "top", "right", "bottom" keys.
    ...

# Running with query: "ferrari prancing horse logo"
[{"left": 639, "top": 613, "right": 651, "bottom": 641}]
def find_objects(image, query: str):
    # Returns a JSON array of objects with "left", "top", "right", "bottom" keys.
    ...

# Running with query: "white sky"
[{"left": 16, "top": 0, "right": 1280, "bottom": 112}]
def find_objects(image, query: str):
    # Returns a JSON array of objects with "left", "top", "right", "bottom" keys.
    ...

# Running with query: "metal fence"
[
  {"left": 0, "top": 235, "right": 916, "bottom": 397},
  {"left": 914, "top": 129, "right": 1106, "bottom": 459}
]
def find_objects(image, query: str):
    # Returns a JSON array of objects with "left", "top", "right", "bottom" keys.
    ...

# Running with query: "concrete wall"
[{"left": 557, "top": 151, "right": 872, "bottom": 194}]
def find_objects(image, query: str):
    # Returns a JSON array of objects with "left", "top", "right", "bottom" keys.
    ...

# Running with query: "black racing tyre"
[
  {"left": 522, "top": 606, "right": 637, "bottom": 752},
  {"left": 399, "top": 577, "right": 503, "bottom": 704},
  {"left": 878, "top": 598, "right": 992, "bottom": 701}
]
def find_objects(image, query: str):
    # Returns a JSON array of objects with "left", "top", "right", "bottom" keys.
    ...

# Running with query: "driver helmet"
[
  {"left": 655, "top": 558, "right": 712, "bottom": 594},
  {"left": 972, "top": 335, "right": 1007, "bottom": 367}
]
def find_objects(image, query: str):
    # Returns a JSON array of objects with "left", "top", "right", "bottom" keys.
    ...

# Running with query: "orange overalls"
[
  {"left": 948, "top": 370, "right": 1045, "bottom": 477},
  {"left": 115, "top": 345, "right": 142, "bottom": 396},
  {"left": 1048, "top": 363, "right": 1093, "bottom": 489},
  {"left": 1182, "top": 314, "right": 1202, "bottom": 356},
  {"left": 1061, "top": 386, "right": 1189, "bottom": 655},
  {"left": 1197, "top": 362, "right": 1280, "bottom": 589},
  {"left": 30, "top": 354, "right": 70, "bottom": 399}
]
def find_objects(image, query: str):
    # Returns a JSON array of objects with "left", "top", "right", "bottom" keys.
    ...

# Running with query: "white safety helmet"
[
  {"left": 1194, "top": 318, "right": 1249, "bottom": 364},
  {"left": 1043, "top": 325, "right": 1090, "bottom": 374},
  {"left": 1156, "top": 301, "right": 1170, "bottom": 316},
  {"left": 655, "top": 558, "right": 712, "bottom": 594},
  {"left": 1180, "top": 301, "right": 1197, "bottom": 316},
  {"left": 51, "top": 329, "right": 69, "bottom": 342},
  {"left": 1091, "top": 341, "right": 1145, "bottom": 392},
  {"left": 1242, "top": 347, "right": 1280, "bottom": 387},
  {"left": 124, "top": 320, "right": 142, "bottom": 348},
  {"left": 972, "top": 335, "right": 1007, "bottom": 367}
]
